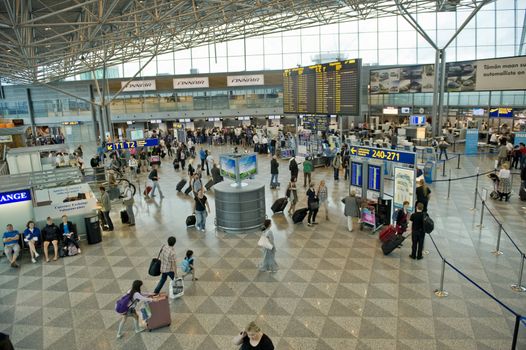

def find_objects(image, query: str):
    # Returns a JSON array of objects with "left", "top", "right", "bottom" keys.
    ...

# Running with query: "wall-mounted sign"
[
  {"left": 0, "top": 189, "right": 32, "bottom": 205},
  {"left": 106, "top": 138, "right": 159, "bottom": 151},
  {"left": 173, "top": 77, "right": 209, "bottom": 89},
  {"left": 227, "top": 74, "right": 264, "bottom": 87},
  {"left": 62, "top": 121, "right": 80, "bottom": 126},
  {"left": 382, "top": 107, "right": 398, "bottom": 115},
  {"left": 489, "top": 108, "right": 513, "bottom": 118},
  {"left": 121, "top": 79, "right": 156, "bottom": 92},
  {"left": 349, "top": 145, "right": 416, "bottom": 164},
  {"left": 393, "top": 167, "right": 416, "bottom": 212},
  {"left": 0, "top": 135, "right": 13, "bottom": 143}
]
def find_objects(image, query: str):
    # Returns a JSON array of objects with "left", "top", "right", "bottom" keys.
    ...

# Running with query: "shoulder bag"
[
  {"left": 258, "top": 234, "right": 273, "bottom": 250},
  {"left": 148, "top": 246, "right": 164, "bottom": 276}
]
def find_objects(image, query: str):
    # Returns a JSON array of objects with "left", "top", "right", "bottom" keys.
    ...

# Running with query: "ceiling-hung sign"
[
  {"left": 121, "top": 80, "right": 157, "bottom": 92},
  {"left": 173, "top": 77, "right": 209, "bottom": 89},
  {"left": 227, "top": 74, "right": 265, "bottom": 87}
]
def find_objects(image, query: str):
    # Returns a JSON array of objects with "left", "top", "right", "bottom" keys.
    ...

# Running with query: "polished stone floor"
[{"left": 0, "top": 145, "right": 525, "bottom": 350}]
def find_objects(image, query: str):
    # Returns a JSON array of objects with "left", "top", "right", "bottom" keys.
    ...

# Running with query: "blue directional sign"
[
  {"left": 106, "top": 138, "right": 159, "bottom": 151},
  {"left": 367, "top": 164, "right": 381, "bottom": 191},
  {"left": 349, "top": 145, "right": 416, "bottom": 164}
]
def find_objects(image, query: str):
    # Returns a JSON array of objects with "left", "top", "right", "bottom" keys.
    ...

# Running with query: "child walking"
[{"left": 181, "top": 250, "right": 198, "bottom": 281}]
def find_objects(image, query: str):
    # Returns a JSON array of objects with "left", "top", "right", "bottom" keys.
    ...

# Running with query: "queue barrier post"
[
  {"left": 510, "top": 253, "right": 526, "bottom": 293},
  {"left": 434, "top": 258, "right": 449, "bottom": 297},
  {"left": 471, "top": 173, "right": 479, "bottom": 211},
  {"left": 447, "top": 176, "right": 451, "bottom": 199},
  {"left": 492, "top": 223, "right": 504, "bottom": 256},
  {"left": 456, "top": 154, "right": 461, "bottom": 169},
  {"left": 476, "top": 200, "right": 485, "bottom": 228},
  {"left": 442, "top": 160, "right": 446, "bottom": 177},
  {"left": 511, "top": 315, "right": 521, "bottom": 350}
]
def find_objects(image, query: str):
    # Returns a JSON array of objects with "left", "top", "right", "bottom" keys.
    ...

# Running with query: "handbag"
[
  {"left": 309, "top": 200, "right": 319, "bottom": 210},
  {"left": 148, "top": 246, "right": 164, "bottom": 276},
  {"left": 258, "top": 234, "right": 273, "bottom": 250}
]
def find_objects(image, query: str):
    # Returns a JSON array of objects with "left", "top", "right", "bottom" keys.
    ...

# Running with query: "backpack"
[
  {"left": 423, "top": 213, "right": 434, "bottom": 234},
  {"left": 439, "top": 142, "right": 447, "bottom": 150},
  {"left": 392, "top": 209, "right": 400, "bottom": 222},
  {"left": 67, "top": 243, "right": 78, "bottom": 256},
  {"left": 115, "top": 294, "right": 132, "bottom": 314},
  {"left": 181, "top": 257, "right": 193, "bottom": 273}
]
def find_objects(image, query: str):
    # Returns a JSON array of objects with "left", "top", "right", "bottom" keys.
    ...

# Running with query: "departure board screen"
[{"left": 283, "top": 59, "right": 361, "bottom": 115}]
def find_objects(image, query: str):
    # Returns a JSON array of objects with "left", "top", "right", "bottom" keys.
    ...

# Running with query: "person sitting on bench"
[{"left": 59, "top": 215, "right": 81, "bottom": 254}]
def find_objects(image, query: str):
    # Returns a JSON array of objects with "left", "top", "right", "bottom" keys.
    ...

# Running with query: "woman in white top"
[
  {"left": 116, "top": 280, "right": 155, "bottom": 339},
  {"left": 317, "top": 180, "right": 329, "bottom": 220},
  {"left": 498, "top": 163, "right": 512, "bottom": 202}
]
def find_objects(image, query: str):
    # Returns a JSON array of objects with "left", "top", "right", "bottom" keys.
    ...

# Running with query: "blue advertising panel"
[
  {"left": 465, "top": 129, "right": 479, "bottom": 155},
  {"left": 489, "top": 108, "right": 513, "bottom": 118},
  {"left": 350, "top": 161, "right": 363, "bottom": 187},
  {"left": 367, "top": 164, "right": 381, "bottom": 191},
  {"left": 239, "top": 154, "right": 258, "bottom": 180},
  {"left": 349, "top": 145, "right": 416, "bottom": 164},
  {"left": 106, "top": 138, "right": 159, "bottom": 151},
  {"left": 219, "top": 155, "right": 237, "bottom": 180},
  {"left": 0, "top": 189, "right": 32, "bottom": 205},
  {"left": 514, "top": 132, "right": 526, "bottom": 146}
]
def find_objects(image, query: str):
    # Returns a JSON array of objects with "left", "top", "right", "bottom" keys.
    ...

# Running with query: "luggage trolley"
[{"left": 360, "top": 205, "right": 383, "bottom": 233}]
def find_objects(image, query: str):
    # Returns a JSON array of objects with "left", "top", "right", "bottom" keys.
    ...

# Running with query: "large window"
[{"left": 71, "top": 3, "right": 520, "bottom": 79}]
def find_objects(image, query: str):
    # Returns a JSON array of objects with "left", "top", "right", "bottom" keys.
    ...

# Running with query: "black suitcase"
[
  {"left": 381, "top": 235, "right": 405, "bottom": 255},
  {"left": 205, "top": 179, "right": 214, "bottom": 191},
  {"left": 292, "top": 208, "right": 308, "bottom": 224},
  {"left": 173, "top": 161, "right": 180, "bottom": 170},
  {"left": 271, "top": 197, "right": 288, "bottom": 213},
  {"left": 120, "top": 210, "right": 129, "bottom": 224},
  {"left": 270, "top": 182, "right": 280, "bottom": 189},
  {"left": 520, "top": 186, "right": 526, "bottom": 202},
  {"left": 184, "top": 186, "right": 192, "bottom": 195},
  {"left": 176, "top": 179, "right": 187, "bottom": 192},
  {"left": 186, "top": 215, "right": 196, "bottom": 227}
]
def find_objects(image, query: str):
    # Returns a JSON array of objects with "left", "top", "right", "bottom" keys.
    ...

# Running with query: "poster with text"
[
  {"left": 34, "top": 183, "right": 97, "bottom": 219},
  {"left": 474, "top": 56, "right": 526, "bottom": 91},
  {"left": 393, "top": 167, "right": 415, "bottom": 212}
]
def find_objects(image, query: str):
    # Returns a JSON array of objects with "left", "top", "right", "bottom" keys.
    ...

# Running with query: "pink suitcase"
[{"left": 147, "top": 295, "right": 171, "bottom": 331}]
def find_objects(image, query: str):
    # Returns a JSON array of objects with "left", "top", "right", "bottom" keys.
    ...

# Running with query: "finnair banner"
[
  {"left": 173, "top": 77, "right": 209, "bottom": 89},
  {"left": 121, "top": 80, "right": 157, "bottom": 92},
  {"left": 227, "top": 74, "right": 265, "bottom": 87}
]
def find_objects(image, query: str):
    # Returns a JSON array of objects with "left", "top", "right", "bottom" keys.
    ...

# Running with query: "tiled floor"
[{"left": 1, "top": 145, "right": 525, "bottom": 349}]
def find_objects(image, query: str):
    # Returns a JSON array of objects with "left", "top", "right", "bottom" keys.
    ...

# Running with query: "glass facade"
[{"left": 64, "top": 1, "right": 524, "bottom": 80}]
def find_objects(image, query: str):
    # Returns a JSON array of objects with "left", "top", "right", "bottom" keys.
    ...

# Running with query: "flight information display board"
[
  {"left": 302, "top": 115, "right": 329, "bottom": 131},
  {"left": 283, "top": 59, "right": 361, "bottom": 115}
]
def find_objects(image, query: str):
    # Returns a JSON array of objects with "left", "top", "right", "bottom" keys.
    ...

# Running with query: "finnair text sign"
[{"left": 227, "top": 74, "right": 265, "bottom": 86}]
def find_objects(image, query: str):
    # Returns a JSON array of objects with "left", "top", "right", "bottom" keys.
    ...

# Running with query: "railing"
[{"left": 0, "top": 161, "right": 8, "bottom": 176}]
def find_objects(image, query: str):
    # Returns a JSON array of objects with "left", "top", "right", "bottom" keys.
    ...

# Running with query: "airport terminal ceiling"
[{"left": 0, "top": 0, "right": 493, "bottom": 84}]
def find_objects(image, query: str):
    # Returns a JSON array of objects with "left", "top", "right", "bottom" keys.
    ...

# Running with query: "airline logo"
[
  {"left": 121, "top": 80, "right": 157, "bottom": 92},
  {"left": 173, "top": 77, "right": 209, "bottom": 89},
  {"left": 227, "top": 74, "right": 265, "bottom": 86}
]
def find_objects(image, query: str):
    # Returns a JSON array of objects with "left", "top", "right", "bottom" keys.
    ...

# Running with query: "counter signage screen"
[
  {"left": 283, "top": 59, "right": 361, "bottom": 115},
  {"left": 350, "top": 161, "right": 363, "bottom": 187},
  {"left": 409, "top": 115, "right": 425, "bottom": 125},
  {"left": 367, "top": 165, "right": 381, "bottom": 192},
  {"left": 302, "top": 115, "right": 329, "bottom": 131},
  {"left": 219, "top": 155, "right": 236, "bottom": 180},
  {"left": 239, "top": 154, "right": 258, "bottom": 180},
  {"left": 130, "top": 130, "right": 144, "bottom": 141},
  {"left": 489, "top": 108, "right": 513, "bottom": 118}
]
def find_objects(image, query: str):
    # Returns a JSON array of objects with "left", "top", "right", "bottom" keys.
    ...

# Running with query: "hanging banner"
[
  {"left": 475, "top": 56, "right": 526, "bottom": 91},
  {"left": 393, "top": 167, "right": 416, "bottom": 212},
  {"left": 227, "top": 74, "right": 264, "bottom": 86},
  {"left": 106, "top": 138, "right": 159, "bottom": 151},
  {"left": 173, "top": 77, "right": 209, "bottom": 89},
  {"left": 465, "top": 129, "right": 479, "bottom": 155},
  {"left": 121, "top": 80, "right": 156, "bottom": 92},
  {"left": 514, "top": 132, "right": 526, "bottom": 146}
]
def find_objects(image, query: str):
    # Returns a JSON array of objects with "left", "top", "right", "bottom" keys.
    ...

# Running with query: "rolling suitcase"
[
  {"left": 520, "top": 186, "right": 526, "bottom": 201},
  {"left": 186, "top": 215, "right": 196, "bottom": 227},
  {"left": 292, "top": 208, "right": 308, "bottom": 224},
  {"left": 379, "top": 225, "right": 396, "bottom": 243},
  {"left": 176, "top": 179, "right": 187, "bottom": 192},
  {"left": 205, "top": 179, "right": 214, "bottom": 191},
  {"left": 120, "top": 210, "right": 129, "bottom": 224},
  {"left": 270, "top": 182, "right": 280, "bottom": 189},
  {"left": 173, "top": 160, "right": 180, "bottom": 170},
  {"left": 271, "top": 197, "right": 288, "bottom": 213},
  {"left": 184, "top": 186, "right": 192, "bottom": 195},
  {"left": 146, "top": 296, "right": 171, "bottom": 331},
  {"left": 381, "top": 235, "right": 405, "bottom": 255}
]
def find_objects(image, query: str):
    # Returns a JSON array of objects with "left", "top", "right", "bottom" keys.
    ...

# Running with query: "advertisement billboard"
[
  {"left": 370, "top": 56, "right": 526, "bottom": 94},
  {"left": 239, "top": 154, "right": 258, "bottom": 180},
  {"left": 219, "top": 155, "right": 236, "bottom": 180}
]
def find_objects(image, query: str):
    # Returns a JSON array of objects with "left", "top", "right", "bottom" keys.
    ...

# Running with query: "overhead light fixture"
[{"left": 44, "top": 27, "right": 51, "bottom": 31}]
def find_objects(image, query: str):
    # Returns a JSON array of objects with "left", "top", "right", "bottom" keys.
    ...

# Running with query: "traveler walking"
[
  {"left": 122, "top": 182, "right": 135, "bottom": 226},
  {"left": 270, "top": 155, "right": 279, "bottom": 188},
  {"left": 438, "top": 138, "right": 449, "bottom": 160},
  {"left": 332, "top": 153, "right": 341, "bottom": 180},
  {"left": 116, "top": 280, "right": 155, "bottom": 339},
  {"left": 258, "top": 219, "right": 278, "bottom": 272},
  {"left": 306, "top": 182, "right": 319, "bottom": 226},
  {"left": 317, "top": 180, "right": 329, "bottom": 220},
  {"left": 289, "top": 156, "right": 299, "bottom": 181},
  {"left": 343, "top": 190, "right": 360, "bottom": 232},
  {"left": 286, "top": 178, "right": 298, "bottom": 215},
  {"left": 303, "top": 156, "right": 313, "bottom": 187},
  {"left": 148, "top": 165, "right": 164, "bottom": 198},
  {"left": 100, "top": 187, "right": 114, "bottom": 231},
  {"left": 153, "top": 237, "right": 178, "bottom": 294},
  {"left": 233, "top": 321, "right": 275, "bottom": 350},
  {"left": 193, "top": 189, "right": 211, "bottom": 232}
]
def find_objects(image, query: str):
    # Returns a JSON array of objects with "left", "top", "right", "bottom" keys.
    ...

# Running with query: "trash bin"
[{"left": 85, "top": 215, "right": 102, "bottom": 245}]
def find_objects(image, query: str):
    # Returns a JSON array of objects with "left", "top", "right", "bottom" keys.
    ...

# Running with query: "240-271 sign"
[
  {"left": 349, "top": 145, "right": 416, "bottom": 164},
  {"left": 0, "top": 189, "right": 32, "bottom": 205}
]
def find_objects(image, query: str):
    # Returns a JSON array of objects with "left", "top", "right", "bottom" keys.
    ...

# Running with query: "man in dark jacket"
[
  {"left": 409, "top": 203, "right": 425, "bottom": 260},
  {"left": 270, "top": 156, "right": 279, "bottom": 188},
  {"left": 211, "top": 162, "right": 223, "bottom": 184},
  {"left": 289, "top": 157, "right": 299, "bottom": 181}
]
